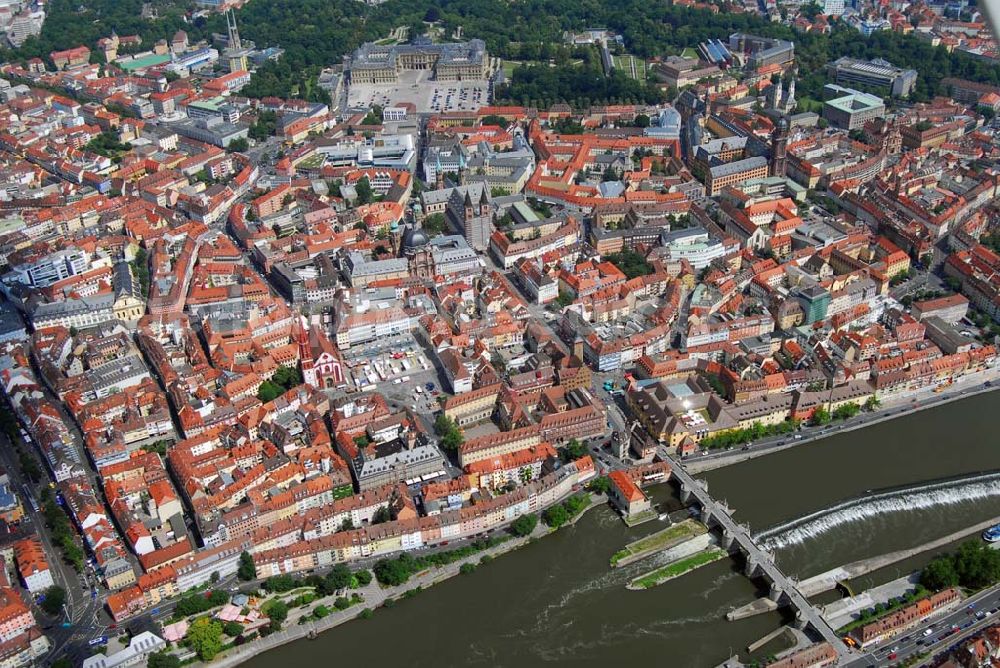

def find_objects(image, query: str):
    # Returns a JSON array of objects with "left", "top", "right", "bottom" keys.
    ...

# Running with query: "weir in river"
[{"left": 756, "top": 471, "right": 1000, "bottom": 551}]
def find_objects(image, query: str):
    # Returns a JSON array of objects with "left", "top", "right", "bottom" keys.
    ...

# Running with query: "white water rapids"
[{"left": 755, "top": 472, "right": 1000, "bottom": 551}]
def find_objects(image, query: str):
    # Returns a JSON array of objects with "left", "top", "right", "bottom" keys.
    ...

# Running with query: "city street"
[
  {"left": 843, "top": 583, "right": 1000, "bottom": 667},
  {"left": 0, "top": 427, "right": 108, "bottom": 661}
]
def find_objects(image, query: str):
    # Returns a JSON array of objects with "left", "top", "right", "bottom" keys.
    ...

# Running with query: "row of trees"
[
  {"left": 700, "top": 418, "right": 802, "bottom": 450},
  {"left": 372, "top": 536, "right": 503, "bottom": 586},
  {"left": 261, "top": 566, "right": 373, "bottom": 595},
  {"left": 541, "top": 493, "right": 589, "bottom": 529},
  {"left": 173, "top": 589, "right": 229, "bottom": 618},
  {"left": 41, "top": 491, "right": 84, "bottom": 572},
  {"left": 130, "top": 247, "right": 149, "bottom": 299},
  {"left": 810, "top": 399, "right": 874, "bottom": 426}
]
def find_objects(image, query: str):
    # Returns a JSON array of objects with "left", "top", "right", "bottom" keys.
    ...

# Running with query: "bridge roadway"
[{"left": 664, "top": 453, "right": 849, "bottom": 660}]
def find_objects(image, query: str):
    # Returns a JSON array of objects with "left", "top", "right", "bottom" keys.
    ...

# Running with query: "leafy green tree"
[
  {"left": 372, "top": 505, "right": 393, "bottom": 524},
  {"left": 263, "top": 574, "right": 300, "bottom": 593},
  {"left": 373, "top": 554, "right": 418, "bottom": 586},
  {"left": 361, "top": 104, "right": 383, "bottom": 125},
  {"left": 206, "top": 590, "right": 229, "bottom": 606},
  {"left": 334, "top": 596, "right": 351, "bottom": 610},
  {"left": 326, "top": 564, "right": 352, "bottom": 591},
  {"left": 811, "top": 407, "right": 831, "bottom": 426},
  {"left": 921, "top": 556, "right": 960, "bottom": 591},
  {"left": 459, "top": 562, "right": 476, "bottom": 574},
  {"left": 264, "top": 599, "right": 289, "bottom": 625},
  {"left": 422, "top": 213, "right": 448, "bottom": 235},
  {"left": 272, "top": 366, "right": 303, "bottom": 390},
  {"left": 510, "top": 513, "right": 538, "bottom": 537},
  {"left": 354, "top": 569, "right": 372, "bottom": 587},
  {"left": 605, "top": 250, "right": 653, "bottom": 279},
  {"left": 434, "top": 414, "right": 464, "bottom": 451},
  {"left": 43, "top": 499, "right": 84, "bottom": 572},
  {"left": 953, "top": 540, "right": 1000, "bottom": 589},
  {"left": 480, "top": 114, "right": 508, "bottom": 127},
  {"left": 355, "top": 177, "right": 375, "bottom": 205},
  {"left": 223, "top": 621, "right": 244, "bottom": 637},
  {"left": 174, "top": 594, "right": 214, "bottom": 617},
  {"left": 237, "top": 551, "right": 256, "bottom": 581},
  {"left": 257, "top": 380, "right": 283, "bottom": 402},
  {"left": 249, "top": 111, "right": 277, "bottom": 141},
  {"left": 559, "top": 438, "right": 586, "bottom": 462},
  {"left": 40, "top": 586, "right": 66, "bottom": 615},
  {"left": 542, "top": 504, "right": 570, "bottom": 528},
  {"left": 832, "top": 402, "right": 861, "bottom": 420},
  {"left": 187, "top": 618, "right": 223, "bottom": 662},
  {"left": 147, "top": 652, "right": 180, "bottom": 668},
  {"left": 588, "top": 476, "right": 612, "bottom": 495}
]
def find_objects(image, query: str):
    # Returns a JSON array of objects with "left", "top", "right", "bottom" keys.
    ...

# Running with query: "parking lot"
[
  {"left": 347, "top": 70, "right": 490, "bottom": 113},
  {"left": 344, "top": 336, "right": 433, "bottom": 390},
  {"left": 342, "top": 333, "right": 446, "bottom": 420}
]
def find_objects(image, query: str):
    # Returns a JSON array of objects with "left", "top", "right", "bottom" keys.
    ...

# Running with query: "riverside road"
[{"left": 237, "top": 391, "right": 1000, "bottom": 668}]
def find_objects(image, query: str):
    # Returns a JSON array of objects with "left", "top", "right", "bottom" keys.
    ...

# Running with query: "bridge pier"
[
  {"left": 661, "top": 452, "right": 848, "bottom": 661},
  {"left": 768, "top": 581, "right": 784, "bottom": 602},
  {"left": 721, "top": 529, "right": 737, "bottom": 552},
  {"left": 680, "top": 486, "right": 693, "bottom": 504},
  {"left": 702, "top": 507, "right": 714, "bottom": 527}
]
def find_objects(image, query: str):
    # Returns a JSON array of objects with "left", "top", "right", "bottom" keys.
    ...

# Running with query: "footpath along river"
[{"left": 243, "top": 391, "right": 1000, "bottom": 668}]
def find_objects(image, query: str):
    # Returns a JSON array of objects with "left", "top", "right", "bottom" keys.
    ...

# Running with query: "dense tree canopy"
[
  {"left": 497, "top": 63, "right": 664, "bottom": 108},
  {"left": 8, "top": 0, "right": 1000, "bottom": 104},
  {"left": 186, "top": 618, "right": 224, "bottom": 662},
  {"left": 921, "top": 540, "right": 1000, "bottom": 591}
]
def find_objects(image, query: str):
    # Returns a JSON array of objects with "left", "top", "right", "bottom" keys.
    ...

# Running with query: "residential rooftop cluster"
[{"left": 0, "top": 7, "right": 996, "bottom": 666}]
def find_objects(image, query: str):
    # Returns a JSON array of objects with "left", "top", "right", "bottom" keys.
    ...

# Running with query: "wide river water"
[{"left": 244, "top": 391, "right": 1000, "bottom": 668}]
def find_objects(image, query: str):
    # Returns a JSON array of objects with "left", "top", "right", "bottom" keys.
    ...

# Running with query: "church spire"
[{"left": 226, "top": 9, "right": 242, "bottom": 51}]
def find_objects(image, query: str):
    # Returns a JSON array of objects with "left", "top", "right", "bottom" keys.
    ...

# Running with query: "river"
[{"left": 244, "top": 391, "right": 1000, "bottom": 668}]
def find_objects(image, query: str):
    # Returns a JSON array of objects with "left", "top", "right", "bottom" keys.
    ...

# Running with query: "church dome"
[{"left": 402, "top": 223, "right": 430, "bottom": 251}]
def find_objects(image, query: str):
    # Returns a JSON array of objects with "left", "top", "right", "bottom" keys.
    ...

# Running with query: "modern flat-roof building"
[
  {"left": 167, "top": 117, "right": 248, "bottom": 148},
  {"left": 827, "top": 57, "right": 917, "bottom": 97},
  {"left": 822, "top": 85, "right": 886, "bottom": 130},
  {"left": 346, "top": 38, "right": 490, "bottom": 84}
]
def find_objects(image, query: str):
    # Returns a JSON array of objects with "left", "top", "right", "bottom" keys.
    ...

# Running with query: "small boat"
[{"left": 982, "top": 524, "right": 1000, "bottom": 543}]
